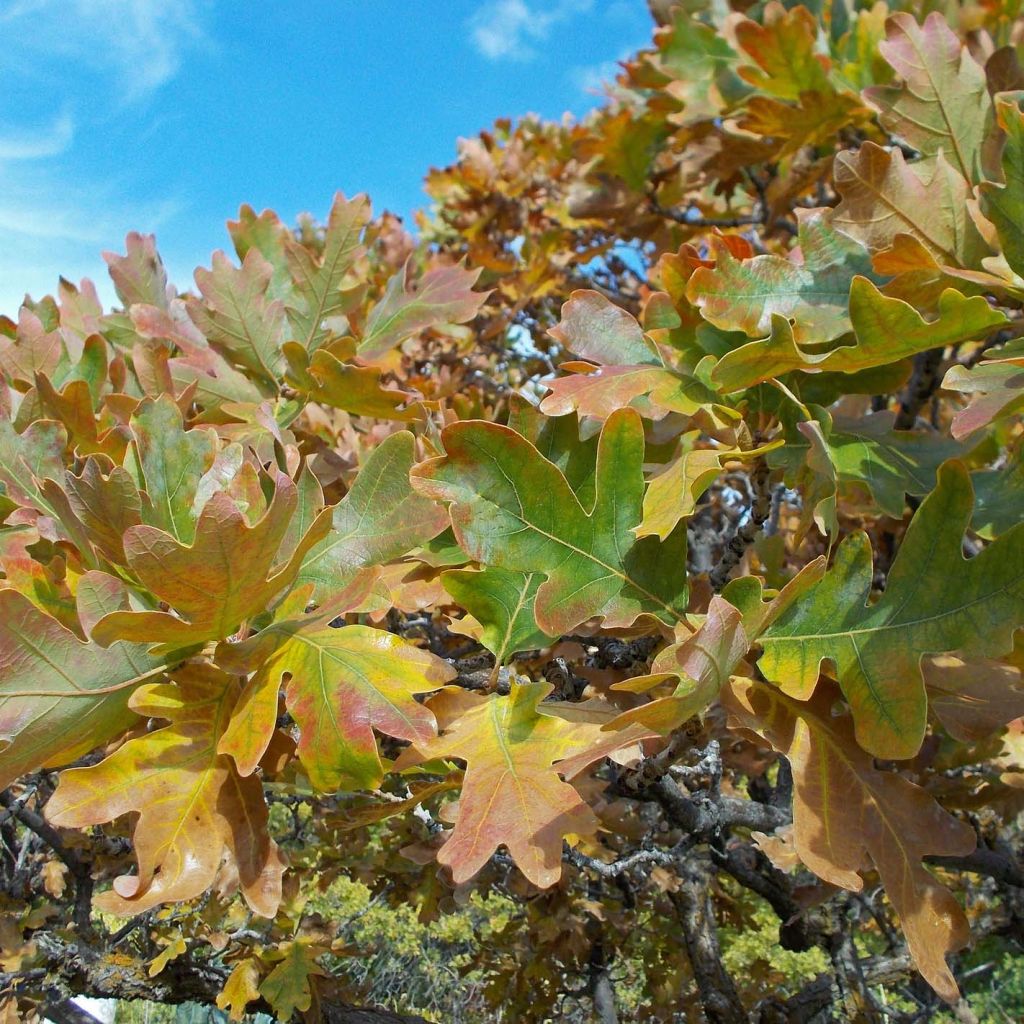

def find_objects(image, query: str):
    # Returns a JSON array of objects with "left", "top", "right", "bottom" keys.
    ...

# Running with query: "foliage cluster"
[{"left": 2, "top": 2, "right": 1024, "bottom": 1022}]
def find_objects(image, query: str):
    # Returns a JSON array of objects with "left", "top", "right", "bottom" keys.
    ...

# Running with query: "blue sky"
[{"left": 0, "top": 0, "right": 653, "bottom": 312}]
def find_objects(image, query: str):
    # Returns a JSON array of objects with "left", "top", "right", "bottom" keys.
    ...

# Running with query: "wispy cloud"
[
  {"left": 0, "top": 0, "right": 208, "bottom": 100},
  {"left": 0, "top": 1, "right": 208, "bottom": 311},
  {"left": 469, "top": 0, "right": 592, "bottom": 62}
]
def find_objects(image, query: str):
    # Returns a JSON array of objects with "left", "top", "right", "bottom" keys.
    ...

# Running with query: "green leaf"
[
  {"left": 285, "top": 192, "right": 370, "bottom": 351},
  {"left": 282, "top": 339, "right": 418, "bottom": 419},
  {"left": 189, "top": 250, "right": 287, "bottom": 384},
  {"left": 217, "top": 601, "right": 454, "bottom": 790},
  {"left": 411, "top": 408, "right": 688, "bottom": 635},
  {"left": 979, "top": 94, "right": 1024, "bottom": 278},
  {"left": 442, "top": 567, "right": 554, "bottom": 663},
  {"left": 971, "top": 457, "right": 1024, "bottom": 539},
  {"left": 759, "top": 461, "right": 1024, "bottom": 759},
  {"left": 711, "top": 280, "right": 1005, "bottom": 392},
  {"left": 298, "top": 431, "right": 449, "bottom": 601},
  {"left": 125, "top": 395, "right": 217, "bottom": 544},
  {"left": 259, "top": 942, "right": 325, "bottom": 1020},
  {"left": 359, "top": 261, "right": 486, "bottom": 361},
  {"left": 864, "top": 11, "right": 989, "bottom": 183},
  {"left": 771, "top": 409, "right": 967, "bottom": 519},
  {"left": 0, "top": 578, "right": 169, "bottom": 790},
  {"left": 687, "top": 209, "right": 875, "bottom": 343}
]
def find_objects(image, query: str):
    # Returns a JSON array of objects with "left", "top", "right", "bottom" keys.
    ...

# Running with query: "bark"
[{"left": 670, "top": 863, "right": 747, "bottom": 1024}]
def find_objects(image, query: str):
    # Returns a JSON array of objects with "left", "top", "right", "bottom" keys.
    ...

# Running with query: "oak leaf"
[
  {"left": 217, "top": 591, "right": 455, "bottom": 790},
  {"left": 411, "top": 407, "right": 688, "bottom": 635},
  {"left": 395, "top": 681, "right": 651, "bottom": 887},
  {"left": 724, "top": 677, "right": 975, "bottom": 1002},
  {"left": 358, "top": 261, "right": 487, "bottom": 361},
  {"left": 298, "top": 431, "right": 448, "bottom": 601},
  {"left": 442, "top": 567, "right": 554, "bottom": 664},
  {"left": 47, "top": 664, "right": 285, "bottom": 917},
  {"left": 864, "top": 12, "right": 990, "bottom": 183},
  {"left": 92, "top": 469, "right": 331, "bottom": 651},
  {"left": 758, "top": 461, "right": 1024, "bottom": 759},
  {"left": 0, "top": 579, "right": 169, "bottom": 790}
]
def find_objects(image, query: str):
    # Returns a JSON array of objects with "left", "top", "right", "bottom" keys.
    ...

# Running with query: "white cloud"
[
  {"left": 0, "top": 2, "right": 206, "bottom": 312},
  {"left": 469, "top": 0, "right": 592, "bottom": 62},
  {"left": 0, "top": 0, "right": 208, "bottom": 100}
]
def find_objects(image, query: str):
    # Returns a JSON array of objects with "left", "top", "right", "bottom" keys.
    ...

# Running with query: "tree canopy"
[{"left": 2, "top": 2, "right": 1024, "bottom": 1022}]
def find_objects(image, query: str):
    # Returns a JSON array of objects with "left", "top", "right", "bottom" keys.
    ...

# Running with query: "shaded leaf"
[
  {"left": 724, "top": 677, "right": 974, "bottom": 1002},
  {"left": 259, "top": 942, "right": 325, "bottom": 1021},
  {"left": 979, "top": 95, "right": 1024, "bottom": 278},
  {"left": 925, "top": 655, "right": 1024, "bottom": 742}
]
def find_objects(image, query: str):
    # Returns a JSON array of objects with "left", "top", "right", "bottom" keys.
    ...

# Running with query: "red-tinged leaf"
[
  {"left": 189, "top": 250, "right": 287, "bottom": 385},
  {"left": 395, "top": 681, "right": 651, "bottom": 887},
  {"left": 609, "top": 596, "right": 748, "bottom": 733},
  {"left": 0, "top": 579, "right": 170, "bottom": 789},
  {"left": 943, "top": 355, "right": 1024, "bottom": 439},
  {"left": 734, "top": 3, "right": 829, "bottom": 99},
  {"left": 103, "top": 232, "right": 170, "bottom": 310},
  {"left": 92, "top": 469, "right": 332, "bottom": 651},
  {"left": 832, "top": 143, "right": 989, "bottom": 268},
  {"left": 216, "top": 591, "right": 454, "bottom": 790},
  {"left": 924, "top": 655, "right": 1024, "bottom": 742},
  {"left": 686, "top": 209, "right": 876, "bottom": 343},
  {"left": 724, "top": 677, "right": 975, "bottom": 1002},
  {"left": 47, "top": 663, "right": 285, "bottom": 917},
  {"left": 285, "top": 192, "right": 370, "bottom": 351},
  {"left": 0, "top": 308, "right": 67, "bottom": 388},
  {"left": 358, "top": 261, "right": 487, "bottom": 361},
  {"left": 864, "top": 12, "right": 990, "bottom": 183},
  {"left": 539, "top": 363, "right": 724, "bottom": 422},
  {"left": 548, "top": 289, "right": 660, "bottom": 367}
]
